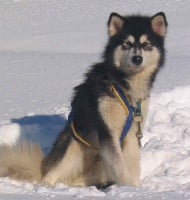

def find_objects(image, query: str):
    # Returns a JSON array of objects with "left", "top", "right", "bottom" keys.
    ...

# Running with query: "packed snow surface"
[{"left": 0, "top": 0, "right": 190, "bottom": 199}]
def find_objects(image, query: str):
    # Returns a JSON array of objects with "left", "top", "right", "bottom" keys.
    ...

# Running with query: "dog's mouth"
[{"left": 125, "top": 64, "right": 144, "bottom": 75}]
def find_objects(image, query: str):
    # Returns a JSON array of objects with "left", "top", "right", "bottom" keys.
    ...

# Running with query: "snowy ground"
[{"left": 0, "top": 0, "right": 190, "bottom": 199}]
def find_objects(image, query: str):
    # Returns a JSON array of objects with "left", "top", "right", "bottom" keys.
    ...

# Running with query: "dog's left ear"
[
  {"left": 107, "top": 13, "right": 125, "bottom": 36},
  {"left": 151, "top": 12, "right": 168, "bottom": 37}
]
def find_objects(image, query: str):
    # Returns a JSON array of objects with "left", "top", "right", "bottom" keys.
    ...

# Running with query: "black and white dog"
[{"left": 0, "top": 12, "right": 167, "bottom": 187}]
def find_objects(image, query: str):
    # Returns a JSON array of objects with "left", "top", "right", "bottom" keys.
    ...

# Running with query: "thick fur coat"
[{"left": 0, "top": 12, "right": 167, "bottom": 187}]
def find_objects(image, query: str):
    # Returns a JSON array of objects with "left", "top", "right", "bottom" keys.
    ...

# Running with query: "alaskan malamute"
[{"left": 0, "top": 12, "right": 168, "bottom": 187}]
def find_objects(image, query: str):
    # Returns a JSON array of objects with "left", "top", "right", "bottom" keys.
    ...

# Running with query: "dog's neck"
[{"left": 125, "top": 66, "right": 157, "bottom": 105}]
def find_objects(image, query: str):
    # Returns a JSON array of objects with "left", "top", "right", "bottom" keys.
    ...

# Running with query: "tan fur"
[
  {"left": 0, "top": 141, "right": 43, "bottom": 182},
  {"left": 128, "top": 65, "right": 158, "bottom": 103},
  {"left": 98, "top": 96, "right": 126, "bottom": 139},
  {"left": 43, "top": 140, "right": 108, "bottom": 187},
  {"left": 0, "top": 140, "right": 110, "bottom": 187},
  {"left": 141, "top": 47, "right": 160, "bottom": 67},
  {"left": 43, "top": 140, "right": 86, "bottom": 186},
  {"left": 114, "top": 45, "right": 123, "bottom": 67},
  {"left": 127, "top": 35, "right": 135, "bottom": 44},
  {"left": 98, "top": 92, "right": 149, "bottom": 186},
  {"left": 140, "top": 35, "right": 150, "bottom": 44}
]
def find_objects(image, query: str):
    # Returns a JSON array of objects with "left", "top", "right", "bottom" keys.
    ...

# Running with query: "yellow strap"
[
  {"left": 71, "top": 122, "right": 95, "bottom": 149},
  {"left": 70, "top": 85, "right": 131, "bottom": 149},
  {"left": 111, "top": 85, "right": 130, "bottom": 115}
]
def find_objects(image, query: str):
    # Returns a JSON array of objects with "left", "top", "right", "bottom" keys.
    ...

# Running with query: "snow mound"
[
  {"left": 142, "top": 86, "right": 190, "bottom": 192},
  {"left": 0, "top": 85, "right": 190, "bottom": 199}
]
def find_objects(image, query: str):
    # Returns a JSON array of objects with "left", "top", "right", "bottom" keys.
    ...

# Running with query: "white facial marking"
[
  {"left": 127, "top": 35, "right": 135, "bottom": 44},
  {"left": 140, "top": 35, "right": 148, "bottom": 44}
]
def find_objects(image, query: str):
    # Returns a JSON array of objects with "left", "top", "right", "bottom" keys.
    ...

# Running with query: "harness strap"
[
  {"left": 70, "top": 122, "right": 92, "bottom": 148},
  {"left": 111, "top": 85, "right": 131, "bottom": 115},
  {"left": 68, "top": 110, "right": 98, "bottom": 149},
  {"left": 111, "top": 84, "right": 134, "bottom": 147}
]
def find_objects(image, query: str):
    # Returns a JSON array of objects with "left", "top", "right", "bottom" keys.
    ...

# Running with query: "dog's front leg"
[
  {"left": 123, "top": 129, "right": 141, "bottom": 186},
  {"left": 100, "top": 137, "right": 134, "bottom": 186}
]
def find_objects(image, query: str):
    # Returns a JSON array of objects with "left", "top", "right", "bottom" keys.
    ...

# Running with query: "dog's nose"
[{"left": 132, "top": 56, "right": 143, "bottom": 66}]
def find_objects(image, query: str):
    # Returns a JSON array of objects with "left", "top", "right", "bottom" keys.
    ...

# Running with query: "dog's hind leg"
[
  {"left": 42, "top": 139, "right": 86, "bottom": 186},
  {"left": 71, "top": 150, "right": 118, "bottom": 187},
  {"left": 71, "top": 160, "right": 108, "bottom": 187},
  {"left": 42, "top": 139, "right": 108, "bottom": 187}
]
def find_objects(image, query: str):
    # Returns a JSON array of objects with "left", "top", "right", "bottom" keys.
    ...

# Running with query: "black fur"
[
  {"left": 41, "top": 125, "right": 72, "bottom": 176},
  {"left": 71, "top": 63, "right": 130, "bottom": 145}
]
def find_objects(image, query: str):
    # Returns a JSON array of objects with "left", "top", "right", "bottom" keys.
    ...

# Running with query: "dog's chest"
[
  {"left": 128, "top": 75, "right": 149, "bottom": 103},
  {"left": 98, "top": 95, "right": 148, "bottom": 139},
  {"left": 98, "top": 96, "right": 127, "bottom": 138}
]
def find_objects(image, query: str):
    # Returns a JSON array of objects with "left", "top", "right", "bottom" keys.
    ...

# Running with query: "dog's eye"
[
  {"left": 122, "top": 41, "right": 133, "bottom": 49},
  {"left": 142, "top": 42, "right": 152, "bottom": 51}
]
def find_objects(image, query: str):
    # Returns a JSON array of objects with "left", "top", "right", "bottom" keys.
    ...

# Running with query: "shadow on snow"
[{"left": 11, "top": 114, "right": 67, "bottom": 154}]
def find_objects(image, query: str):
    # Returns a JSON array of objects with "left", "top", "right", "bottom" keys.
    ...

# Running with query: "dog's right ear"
[{"left": 108, "top": 13, "right": 125, "bottom": 36}]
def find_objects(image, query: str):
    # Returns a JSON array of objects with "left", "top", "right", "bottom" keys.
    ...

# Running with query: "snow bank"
[
  {"left": 0, "top": 85, "right": 189, "bottom": 199},
  {"left": 142, "top": 86, "right": 190, "bottom": 192}
]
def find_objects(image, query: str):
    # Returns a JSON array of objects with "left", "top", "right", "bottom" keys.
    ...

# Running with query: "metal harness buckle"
[{"left": 134, "top": 100, "right": 143, "bottom": 147}]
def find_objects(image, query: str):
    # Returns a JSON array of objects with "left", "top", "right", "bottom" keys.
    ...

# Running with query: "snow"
[
  {"left": 0, "top": 0, "right": 190, "bottom": 199},
  {"left": 142, "top": 86, "right": 190, "bottom": 191}
]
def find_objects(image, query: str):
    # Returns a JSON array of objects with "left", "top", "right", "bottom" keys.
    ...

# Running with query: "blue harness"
[
  {"left": 111, "top": 84, "right": 134, "bottom": 147},
  {"left": 68, "top": 84, "right": 135, "bottom": 149}
]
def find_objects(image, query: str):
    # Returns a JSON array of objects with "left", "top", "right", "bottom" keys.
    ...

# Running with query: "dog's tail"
[{"left": 0, "top": 141, "right": 44, "bottom": 182}]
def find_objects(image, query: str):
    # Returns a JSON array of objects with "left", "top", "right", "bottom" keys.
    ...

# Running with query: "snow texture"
[{"left": 0, "top": 0, "right": 190, "bottom": 199}]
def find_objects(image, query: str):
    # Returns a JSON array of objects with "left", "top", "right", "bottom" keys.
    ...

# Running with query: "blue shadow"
[{"left": 11, "top": 114, "right": 67, "bottom": 154}]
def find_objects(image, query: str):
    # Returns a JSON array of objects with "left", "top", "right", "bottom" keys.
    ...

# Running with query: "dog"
[{"left": 0, "top": 12, "right": 167, "bottom": 187}]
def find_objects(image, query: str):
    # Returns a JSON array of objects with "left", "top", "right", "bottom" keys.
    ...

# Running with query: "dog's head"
[{"left": 104, "top": 12, "right": 168, "bottom": 76}]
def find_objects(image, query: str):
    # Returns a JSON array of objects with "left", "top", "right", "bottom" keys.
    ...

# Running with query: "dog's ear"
[
  {"left": 151, "top": 12, "right": 168, "bottom": 37},
  {"left": 108, "top": 13, "right": 125, "bottom": 36}
]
